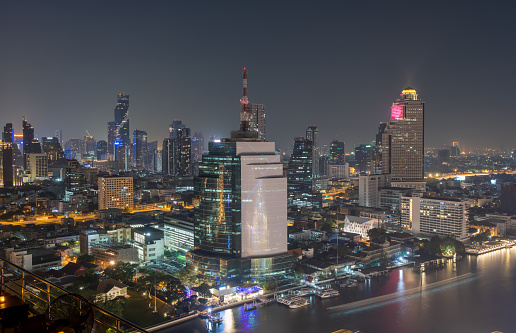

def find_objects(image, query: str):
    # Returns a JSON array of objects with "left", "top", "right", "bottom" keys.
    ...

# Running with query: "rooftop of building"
[{"left": 345, "top": 215, "right": 374, "bottom": 224}]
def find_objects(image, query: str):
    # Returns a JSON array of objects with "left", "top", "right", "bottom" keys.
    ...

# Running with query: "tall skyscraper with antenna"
[{"left": 188, "top": 68, "right": 291, "bottom": 284}]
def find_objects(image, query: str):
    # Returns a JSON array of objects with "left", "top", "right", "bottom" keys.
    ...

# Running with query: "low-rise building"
[
  {"left": 90, "top": 243, "right": 139, "bottom": 267},
  {"left": 95, "top": 278, "right": 129, "bottom": 302},
  {"left": 343, "top": 215, "right": 376, "bottom": 239},
  {"left": 6, "top": 245, "right": 62, "bottom": 271}
]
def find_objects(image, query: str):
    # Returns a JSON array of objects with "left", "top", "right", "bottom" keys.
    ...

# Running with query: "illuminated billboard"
[
  {"left": 391, "top": 104, "right": 404, "bottom": 119},
  {"left": 456, "top": 175, "right": 466, "bottom": 181}
]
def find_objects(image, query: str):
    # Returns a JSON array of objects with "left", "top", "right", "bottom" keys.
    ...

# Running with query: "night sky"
[{"left": 1, "top": 1, "right": 515, "bottom": 152}]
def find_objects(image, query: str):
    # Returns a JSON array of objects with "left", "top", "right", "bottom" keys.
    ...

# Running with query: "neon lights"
[{"left": 391, "top": 105, "right": 403, "bottom": 119}]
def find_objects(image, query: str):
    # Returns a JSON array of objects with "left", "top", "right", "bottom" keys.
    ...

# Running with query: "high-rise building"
[
  {"left": 65, "top": 159, "right": 85, "bottom": 194},
  {"left": 107, "top": 121, "right": 117, "bottom": 155},
  {"left": 188, "top": 69, "right": 292, "bottom": 284},
  {"left": 146, "top": 141, "right": 158, "bottom": 170},
  {"left": 330, "top": 140, "right": 345, "bottom": 165},
  {"left": 3, "top": 124, "right": 13, "bottom": 143},
  {"left": 55, "top": 130, "right": 63, "bottom": 146},
  {"left": 98, "top": 176, "right": 134, "bottom": 210},
  {"left": 133, "top": 129, "right": 147, "bottom": 170},
  {"left": 22, "top": 117, "right": 36, "bottom": 169},
  {"left": 382, "top": 87, "right": 425, "bottom": 185},
  {"left": 376, "top": 122, "right": 387, "bottom": 147},
  {"left": 358, "top": 174, "right": 390, "bottom": 207},
  {"left": 96, "top": 140, "right": 108, "bottom": 160},
  {"left": 64, "top": 139, "right": 82, "bottom": 160},
  {"left": 169, "top": 120, "right": 183, "bottom": 139},
  {"left": 162, "top": 124, "right": 192, "bottom": 176},
  {"left": 176, "top": 125, "right": 191, "bottom": 176},
  {"left": 1, "top": 143, "right": 14, "bottom": 188},
  {"left": 41, "top": 137, "right": 65, "bottom": 162},
  {"left": 26, "top": 153, "right": 49, "bottom": 180},
  {"left": 287, "top": 137, "right": 317, "bottom": 206},
  {"left": 400, "top": 193, "right": 468, "bottom": 241},
  {"left": 306, "top": 125, "right": 319, "bottom": 179},
  {"left": 162, "top": 138, "right": 176, "bottom": 175},
  {"left": 248, "top": 103, "right": 266, "bottom": 141},
  {"left": 84, "top": 136, "right": 96, "bottom": 159},
  {"left": 355, "top": 144, "right": 373, "bottom": 175},
  {"left": 113, "top": 93, "right": 130, "bottom": 163}
]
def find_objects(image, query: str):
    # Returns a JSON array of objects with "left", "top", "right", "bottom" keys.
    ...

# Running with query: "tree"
[
  {"left": 77, "top": 254, "right": 96, "bottom": 263},
  {"left": 198, "top": 283, "right": 212, "bottom": 298},
  {"left": 367, "top": 228, "right": 389, "bottom": 244},
  {"left": 471, "top": 231, "right": 490, "bottom": 244},
  {"left": 104, "top": 261, "right": 138, "bottom": 284},
  {"left": 175, "top": 263, "right": 198, "bottom": 286},
  {"left": 319, "top": 218, "right": 334, "bottom": 232}
]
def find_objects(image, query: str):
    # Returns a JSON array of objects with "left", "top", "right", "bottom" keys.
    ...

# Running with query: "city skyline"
[{"left": 1, "top": 2, "right": 515, "bottom": 151}]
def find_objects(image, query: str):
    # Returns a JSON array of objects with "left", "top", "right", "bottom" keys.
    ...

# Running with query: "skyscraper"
[
  {"left": 248, "top": 103, "right": 266, "bottom": 141},
  {"left": 355, "top": 144, "right": 373, "bottom": 175},
  {"left": 96, "top": 140, "right": 108, "bottom": 160},
  {"left": 169, "top": 120, "right": 183, "bottom": 139},
  {"left": 41, "top": 137, "right": 65, "bottom": 162},
  {"left": 306, "top": 125, "right": 319, "bottom": 178},
  {"left": 1, "top": 143, "right": 14, "bottom": 188},
  {"left": 287, "top": 137, "right": 316, "bottom": 206},
  {"left": 22, "top": 117, "right": 34, "bottom": 169},
  {"left": 162, "top": 138, "right": 177, "bottom": 175},
  {"left": 176, "top": 125, "right": 191, "bottom": 176},
  {"left": 113, "top": 93, "right": 130, "bottom": 163},
  {"left": 107, "top": 121, "right": 117, "bottom": 155},
  {"left": 188, "top": 69, "right": 292, "bottom": 284},
  {"left": 133, "top": 129, "right": 148, "bottom": 170},
  {"left": 329, "top": 140, "right": 345, "bottom": 165},
  {"left": 3, "top": 123, "right": 13, "bottom": 143},
  {"left": 382, "top": 87, "right": 425, "bottom": 187}
]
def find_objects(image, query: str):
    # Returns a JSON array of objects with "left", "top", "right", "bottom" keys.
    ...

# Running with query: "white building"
[
  {"left": 239, "top": 141, "right": 287, "bottom": 257},
  {"left": 358, "top": 174, "right": 390, "bottom": 207},
  {"left": 400, "top": 193, "right": 468, "bottom": 241},
  {"left": 98, "top": 176, "right": 134, "bottom": 210},
  {"left": 132, "top": 226, "right": 164, "bottom": 264},
  {"left": 343, "top": 215, "right": 377, "bottom": 240}
]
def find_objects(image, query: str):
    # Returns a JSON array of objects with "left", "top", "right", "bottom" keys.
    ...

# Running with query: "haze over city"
[{"left": 1, "top": 1, "right": 515, "bottom": 150}]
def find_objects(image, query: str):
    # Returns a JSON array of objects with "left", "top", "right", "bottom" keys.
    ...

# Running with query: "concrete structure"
[
  {"left": 401, "top": 193, "right": 468, "bottom": 241},
  {"left": 6, "top": 246, "right": 61, "bottom": 271},
  {"left": 90, "top": 243, "right": 139, "bottom": 266},
  {"left": 358, "top": 174, "right": 390, "bottom": 207},
  {"left": 328, "top": 163, "right": 349, "bottom": 179},
  {"left": 343, "top": 215, "right": 377, "bottom": 239},
  {"left": 98, "top": 176, "right": 134, "bottom": 210},
  {"left": 27, "top": 153, "right": 49, "bottom": 180},
  {"left": 132, "top": 226, "right": 164, "bottom": 264},
  {"left": 379, "top": 187, "right": 414, "bottom": 212},
  {"left": 154, "top": 215, "right": 194, "bottom": 253}
]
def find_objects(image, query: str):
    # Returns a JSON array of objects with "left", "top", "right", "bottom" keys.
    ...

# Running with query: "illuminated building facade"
[
  {"left": 162, "top": 124, "right": 192, "bottom": 176},
  {"left": 113, "top": 93, "right": 130, "bottom": 164},
  {"left": 330, "top": 140, "right": 345, "bottom": 165},
  {"left": 355, "top": 144, "right": 373, "bottom": 175},
  {"left": 41, "top": 137, "right": 65, "bottom": 162},
  {"left": 248, "top": 103, "right": 266, "bottom": 141},
  {"left": 189, "top": 139, "right": 292, "bottom": 284},
  {"left": 107, "top": 121, "right": 117, "bottom": 155},
  {"left": 26, "top": 153, "right": 49, "bottom": 180},
  {"left": 133, "top": 129, "right": 147, "bottom": 169},
  {"left": 98, "top": 176, "right": 134, "bottom": 210},
  {"left": 382, "top": 87, "right": 425, "bottom": 184},
  {"left": 287, "top": 137, "right": 317, "bottom": 206},
  {"left": 400, "top": 193, "right": 468, "bottom": 241}
]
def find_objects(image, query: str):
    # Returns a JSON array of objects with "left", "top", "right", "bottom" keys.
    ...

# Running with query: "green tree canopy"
[
  {"left": 367, "top": 228, "right": 389, "bottom": 244},
  {"left": 104, "top": 261, "right": 139, "bottom": 284},
  {"left": 198, "top": 283, "right": 212, "bottom": 298},
  {"left": 77, "top": 254, "right": 96, "bottom": 263}
]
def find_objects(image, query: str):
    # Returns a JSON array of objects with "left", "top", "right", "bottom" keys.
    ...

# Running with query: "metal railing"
[{"left": 0, "top": 258, "right": 148, "bottom": 333}]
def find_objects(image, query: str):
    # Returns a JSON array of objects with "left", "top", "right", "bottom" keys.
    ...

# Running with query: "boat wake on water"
[{"left": 327, "top": 273, "right": 476, "bottom": 311}]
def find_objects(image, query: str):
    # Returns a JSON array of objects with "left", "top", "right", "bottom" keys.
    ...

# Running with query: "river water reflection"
[{"left": 163, "top": 248, "right": 515, "bottom": 333}]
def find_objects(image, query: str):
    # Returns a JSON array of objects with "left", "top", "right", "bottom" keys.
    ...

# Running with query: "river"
[{"left": 161, "top": 247, "right": 515, "bottom": 333}]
